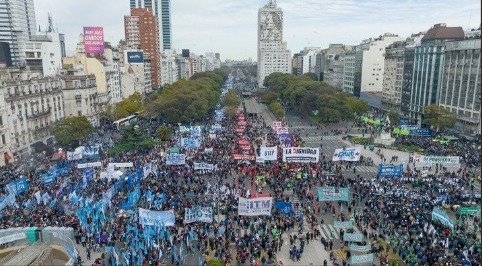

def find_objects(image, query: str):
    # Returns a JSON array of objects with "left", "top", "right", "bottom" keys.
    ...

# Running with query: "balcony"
[
  {"left": 27, "top": 108, "right": 52, "bottom": 120},
  {"left": 5, "top": 87, "right": 62, "bottom": 101}
]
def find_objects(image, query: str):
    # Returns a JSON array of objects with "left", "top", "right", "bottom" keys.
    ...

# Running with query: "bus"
[{"left": 113, "top": 114, "right": 137, "bottom": 130}]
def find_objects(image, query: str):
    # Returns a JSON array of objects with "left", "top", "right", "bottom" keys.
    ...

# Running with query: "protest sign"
[
  {"left": 334, "top": 220, "right": 354, "bottom": 229},
  {"left": 350, "top": 244, "right": 372, "bottom": 252},
  {"left": 181, "top": 138, "right": 200, "bottom": 148},
  {"left": 343, "top": 232, "right": 364, "bottom": 242},
  {"left": 193, "top": 163, "right": 214, "bottom": 171},
  {"left": 332, "top": 147, "right": 361, "bottom": 161},
  {"left": 317, "top": 187, "right": 350, "bottom": 201},
  {"left": 139, "top": 208, "right": 176, "bottom": 226},
  {"left": 184, "top": 207, "right": 213, "bottom": 223},
  {"left": 351, "top": 253, "right": 375, "bottom": 264},
  {"left": 378, "top": 164, "right": 403, "bottom": 177},
  {"left": 166, "top": 154, "right": 186, "bottom": 165},
  {"left": 238, "top": 197, "right": 272, "bottom": 216},
  {"left": 259, "top": 147, "right": 278, "bottom": 161},
  {"left": 274, "top": 201, "right": 293, "bottom": 214},
  {"left": 6, "top": 178, "right": 29, "bottom": 195},
  {"left": 77, "top": 162, "right": 102, "bottom": 169},
  {"left": 282, "top": 147, "right": 319, "bottom": 163}
]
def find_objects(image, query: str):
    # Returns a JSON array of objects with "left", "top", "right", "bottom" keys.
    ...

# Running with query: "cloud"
[{"left": 34, "top": 0, "right": 481, "bottom": 60}]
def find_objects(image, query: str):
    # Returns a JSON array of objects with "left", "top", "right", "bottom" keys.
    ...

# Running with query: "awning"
[{"left": 4, "top": 152, "right": 12, "bottom": 162}]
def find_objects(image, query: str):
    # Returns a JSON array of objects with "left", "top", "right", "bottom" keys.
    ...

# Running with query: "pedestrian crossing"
[
  {"left": 318, "top": 224, "right": 361, "bottom": 241},
  {"left": 290, "top": 125, "right": 318, "bottom": 130},
  {"left": 341, "top": 165, "right": 378, "bottom": 173},
  {"left": 302, "top": 135, "right": 340, "bottom": 142}
]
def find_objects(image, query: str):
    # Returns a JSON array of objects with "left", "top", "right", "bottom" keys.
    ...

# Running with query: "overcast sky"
[{"left": 34, "top": 0, "right": 481, "bottom": 60}]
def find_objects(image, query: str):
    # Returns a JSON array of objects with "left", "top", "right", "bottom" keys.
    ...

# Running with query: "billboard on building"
[
  {"left": 126, "top": 51, "right": 144, "bottom": 64},
  {"left": 83, "top": 27, "right": 104, "bottom": 54},
  {"left": 182, "top": 49, "right": 190, "bottom": 58}
]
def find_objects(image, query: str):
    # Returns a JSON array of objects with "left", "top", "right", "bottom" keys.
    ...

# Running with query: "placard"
[
  {"left": 184, "top": 207, "right": 213, "bottom": 223},
  {"left": 282, "top": 147, "right": 319, "bottom": 163},
  {"left": 332, "top": 147, "right": 361, "bottom": 161},
  {"left": 166, "top": 154, "right": 186, "bottom": 165},
  {"left": 317, "top": 187, "right": 349, "bottom": 201},
  {"left": 238, "top": 197, "right": 272, "bottom": 216},
  {"left": 259, "top": 147, "right": 278, "bottom": 161}
]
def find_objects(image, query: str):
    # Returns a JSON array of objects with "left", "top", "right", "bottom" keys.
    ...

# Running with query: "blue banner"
[
  {"left": 377, "top": 164, "right": 403, "bottom": 177},
  {"left": 139, "top": 208, "right": 176, "bottom": 227},
  {"left": 181, "top": 138, "right": 200, "bottom": 148},
  {"left": 83, "top": 168, "right": 94, "bottom": 187},
  {"left": 166, "top": 154, "right": 186, "bottom": 165},
  {"left": 410, "top": 128, "right": 432, "bottom": 137},
  {"left": 274, "top": 201, "right": 293, "bottom": 214},
  {"left": 6, "top": 177, "right": 29, "bottom": 195}
]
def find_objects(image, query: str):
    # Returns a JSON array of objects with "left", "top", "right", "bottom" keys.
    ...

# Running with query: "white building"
[
  {"left": 1, "top": 68, "right": 64, "bottom": 159},
  {"left": 121, "top": 49, "right": 152, "bottom": 97},
  {"left": 61, "top": 74, "right": 99, "bottom": 126},
  {"left": 360, "top": 33, "right": 401, "bottom": 92},
  {"left": 257, "top": 0, "right": 291, "bottom": 88},
  {"left": 160, "top": 49, "right": 178, "bottom": 86},
  {"left": 296, "top": 47, "right": 321, "bottom": 75},
  {"left": 0, "top": 0, "right": 37, "bottom": 66},
  {"left": 24, "top": 30, "right": 66, "bottom": 77}
]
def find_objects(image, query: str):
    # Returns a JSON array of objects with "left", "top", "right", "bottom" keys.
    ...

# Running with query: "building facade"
[
  {"left": 295, "top": 47, "right": 321, "bottom": 75},
  {"left": 257, "top": 0, "right": 291, "bottom": 88},
  {"left": 61, "top": 74, "right": 99, "bottom": 126},
  {"left": 2, "top": 69, "right": 64, "bottom": 159},
  {"left": 409, "top": 23, "right": 464, "bottom": 122},
  {"left": 24, "top": 31, "right": 65, "bottom": 77},
  {"left": 160, "top": 49, "right": 178, "bottom": 86},
  {"left": 0, "top": 0, "right": 37, "bottom": 66},
  {"left": 382, "top": 41, "right": 406, "bottom": 112},
  {"left": 438, "top": 38, "right": 481, "bottom": 134},
  {"left": 360, "top": 33, "right": 401, "bottom": 93},
  {"left": 129, "top": 0, "right": 172, "bottom": 50},
  {"left": 125, "top": 8, "right": 161, "bottom": 88},
  {"left": 342, "top": 46, "right": 363, "bottom": 97},
  {"left": 321, "top": 44, "right": 353, "bottom": 88}
]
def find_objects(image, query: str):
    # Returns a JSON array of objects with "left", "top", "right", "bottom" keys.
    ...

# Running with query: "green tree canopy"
[
  {"left": 156, "top": 126, "right": 172, "bottom": 141},
  {"left": 303, "top": 72, "right": 318, "bottom": 81},
  {"left": 387, "top": 111, "right": 400, "bottom": 126},
  {"left": 269, "top": 101, "right": 285, "bottom": 119},
  {"left": 50, "top": 116, "right": 93, "bottom": 147},
  {"left": 423, "top": 105, "right": 456, "bottom": 132},
  {"left": 114, "top": 92, "right": 142, "bottom": 119}
]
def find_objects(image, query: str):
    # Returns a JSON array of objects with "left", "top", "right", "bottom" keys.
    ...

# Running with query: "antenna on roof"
[{"left": 47, "top": 13, "right": 54, "bottom": 32}]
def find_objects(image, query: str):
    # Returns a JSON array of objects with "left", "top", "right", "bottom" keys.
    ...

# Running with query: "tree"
[
  {"left": 387, "top": 111, "right": 400, "bottom": 126},
  {"left": 156, "top": 126, "right": 172, "bottom": 141},
  {"left": 423, "top": 105, "right": 456, "bottom": 132},
  {"left": 269, "top": 101, "right": 285, "bottom": 119},
  {"left": 50, "top": 116, "right": 93, "bottom": 147},
  {"left": 303, "top": 72, "right": 318, "bottom": 81},
  {"left": 114, "top": 92, "right": 142, "bottom": 119}
]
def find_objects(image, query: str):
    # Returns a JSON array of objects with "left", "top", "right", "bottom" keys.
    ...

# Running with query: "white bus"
[{"left": 113, "top": 115, "right": 137, "bottom": 130}]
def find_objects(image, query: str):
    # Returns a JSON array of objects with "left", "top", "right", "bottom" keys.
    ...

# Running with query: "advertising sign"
[
  {"left": 282, "top": 147, "right": 319, "bottom": 163},
  {"left": 126, "top": 51, "right": 144, "bottom": 64},
  {"left": 166, "top": 154, "right": 186, "bottom": 165},
  {"left": 238, "top": 197, "right": 272, "bottom": 216},
  {"left": 139, "top": 208, "right": 175, "bottom": 227},
  {"left": 332, "top": 147, "right": 361, "bottom": 162},
  {"left": 184, "top": 207, "right": 213, "bottom": 223},
  {"left": 259, "top": 147, "right": 278, "bottom": 161},
  {"left": 83, "top": 27, "right": 104, "bottom": 54},
  {"left": 317, "top": 187, "right": 349, "bottom": 201},
  {"left": 378, "top": 164, "right": 403, "bottom": 177},
  {"left": 193, "top": 163, "right": 214, "bottom": 171}
]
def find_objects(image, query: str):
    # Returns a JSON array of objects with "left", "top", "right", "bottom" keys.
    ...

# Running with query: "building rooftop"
[{"left": 422, "top": 23, "right": 464, "bottom": 42}]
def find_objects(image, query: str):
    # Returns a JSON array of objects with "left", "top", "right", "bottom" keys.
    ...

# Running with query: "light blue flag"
[{"left": 198, "top": 256, "right": 204, "bottom": 266}]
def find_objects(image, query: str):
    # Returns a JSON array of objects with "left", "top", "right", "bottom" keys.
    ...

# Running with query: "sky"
[{"left": 34, "top": 0, "right": 481, "bottom": 60}]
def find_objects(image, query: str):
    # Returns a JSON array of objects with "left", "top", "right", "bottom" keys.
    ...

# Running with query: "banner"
[
  {"left": 67, "top": 150, "right": 82, "bottom": 161},
  {"left": 282, "top": 147, "right": 319, "bottom": 163},
  {"left": 332, "top": 147, "right": 361, "bottom": 161},
  {"left": 184, "top": 207, "right": 213, "bottom": 223},
  {"left": 232, "top": 154, "right": 255, "bottom": 161},
  {"left": 414, "top": 155, "right": 460, "bottom": 166},
  {"left": 378, "top": 164, "right": 403, "bottom": 177},
  {"left": 278, "top": 133, "right": 292, "bottom": 147},
  {"left": 110, "top": 162, "right": 134, "bottom": 168},
  {"left": 238, "top": 197, "right": 272, "bottom": 216},
  {"left": 432, "top": 207, "right": 454, "bottom": 230},
  {"left": 211, "top": 124, "right": 223, "bottom": 132},
  {"left": 143, "top": 164, "right": 152, "bottom": 178},
  {"left": 170, "top": 147, "right": 180, "bottom": 154},
  {"left": 350, "top": 244, "right": 372, "bottom": 252},
  {"left": 166, "top": 154, "right": 186, "bottom": 165},
  {"left": 6, "top": 178, "right": 29, "bottom": 195},
  {"left": 259, "top": 147, "right": 278, "bottom": 161},
  {"left": 83, "top": 168, "right": 94, "bottom": 186},
  {"left": 139, "top": 208, "right": 175, "bottom": 227},
  {"left": 334, "top": 220, "right": 354, "bottom": 229},
  {"left": 274, "top": 201, "right": 293, "bottom": 214},
  {"left": 275, "top": 127, "right": 289, "bottom": 135},
  {"left": 181, "top": 138, "right": 201, "bottom": 149},
  {"left": 83, "top": 145, "right": 101, "bottom": 156},
  {"left": 317, "top": 187, "right": 349, "bottom": 202},
  {"left": 193, "top": 163, "right": 214, "bottom": 171},
  {"left": 343, "top": 232, "right": 364, "bottom": 242},
  {"left": 457, "top": 206, "right": 481, "bottom": 216},
  {"left": 351, "top": 253, "right": 374, "bottom": 264},
  {"left": 272, "top": 121, "right": 282, "bottom": 129},
  {"left": 77, "top": 162, "right": 102, "bottom": 169}
]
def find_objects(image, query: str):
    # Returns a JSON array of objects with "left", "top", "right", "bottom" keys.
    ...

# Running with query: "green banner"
[
  {"left": 317, "top": 187, "right": 349, "bottom": 202},
  {"left": 458, "top": 206, "right": 481, "bottom": 216},
  {"left": 343, "top": 232, "right": 364, "bottom": 242},
  {"left": 169, "top": 147, "right": 180, "bottom": 154},
  {"left": 350, "top": 244, "right": 371, "bottom": 252},
  {"left": 334, "top": 220, "right": 354, "bottom": 229},
  {"left": 351, "top": 253, "right": 374, "bottom": 264}
]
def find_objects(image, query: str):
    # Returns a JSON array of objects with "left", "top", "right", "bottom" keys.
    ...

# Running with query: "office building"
[
  {"left": 342, "top": 45, "right": 363, "bottom": 96},
  {"left": 129, "top": 0, "right": 172, "bottom": 50},
  {"left": 294, "top": 47, "right": 321, "bottom": 75},
  {"left": 257, "top": 0, "right": 291, "bottom": 88},
  {"left": 125, "top": 8, "right": 161, "bottom": 88},
  {"left": 0, "top": 0, "right": 37, "bottom": 66},
  {"left": 320, "top": 44, "right": 353, "bottom": 87},
  {"left": 24, "top": 28, "right": 65, "bottom": 77},
  {"left": 61, "top": 74, "right": 99, "bottom": 126},
  {"left": 438, "top": 38, "right": 481, "bottom": 134},
  {"left": 409, "top": 23, "right": 464, "bottom": 122}
]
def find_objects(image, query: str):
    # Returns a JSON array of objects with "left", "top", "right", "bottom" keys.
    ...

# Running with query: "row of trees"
[
  {"left": 145, "top": 69, "right": 228, "bottom": 123},
  {"left": 263, "top": 73, "right": 369, "bottom": 123},
  {"left": 222, "top": 90, "right": 241, "bottom": 117}
]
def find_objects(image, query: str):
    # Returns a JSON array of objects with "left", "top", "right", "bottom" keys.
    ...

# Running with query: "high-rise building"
[
  {"left": 342, "top": 45, "right": 363, "bottom": 97},
  {"left": 257, "top": 0, "right": 291, "bottom": 88},
  {"left": 294, "top": 47, "right": 321, "bottom": 75},
  {"left": 129, "top": 0, "right": 172, "bottom": 51},
  {"left": 438, "top": 38, "right": 481, "bottom": 134},
  {"left": 0, "top": 0, "right": 37, "bottom": 66},
  {"left": 382, "top": 41, "right": 407, "bottom": 113},
  {"left": 125, "top": 8, "right": 161, "bottom": 88},
  {"left": 319, "top": 44, "right": 352, "bottom": 85},
  {"left": 409, "top": 23, "right": 464, "bottom": 123}
]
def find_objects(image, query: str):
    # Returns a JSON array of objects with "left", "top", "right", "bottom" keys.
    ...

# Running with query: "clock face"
[{"left": 259, "top": 11, "right": 282, "bottom": 42}]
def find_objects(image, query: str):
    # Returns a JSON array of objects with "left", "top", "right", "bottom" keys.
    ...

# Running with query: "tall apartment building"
[
  {"left": 61, "top": 74, "right": 99, "bottom": 126},
  {"left": 257, "top": 0, "right": 291, "bottom": 88},
  {"left": 400, "top": 33, "right": 424, "bottom": 118},
  {"left": 121, "top": 49, "right": 152, "bottom": 97},
  {"left": 24, "top": 30, "right": 65, "bottom": 77},
  {"left": 360, "top": 33, "right": 401, "bottom": 92},
  {"left": 382, "top": 41, "right": 406, "bottom": 112},
  {"left": 160, "top": 49, "right": 178, "bottom": 86},
  {"left": 294, "top": 47, "right": 321, "bottom": 75},
  {"left": 320, "top": 44, "right": 353, "bottom": 87},
  {"left": 1, "top": 68, "right": 64, "bottom": 159},
  {"left": 438, "top": 38, "right": 481, "bottom": 134},
  {"left": 125, "top": 8, "right": 161, "bottom": 88},
  {"left": 0, "top": 0, "right": 37, "bottom": 66},
  {"left": 129, "top": 0, "right": 172, "bottom": 50},
  {"left": 343, "top": 45, "right": 363, "bottom": 97},
  {"left": 409, "top": 23, "right": 464, "bottom": 123}
]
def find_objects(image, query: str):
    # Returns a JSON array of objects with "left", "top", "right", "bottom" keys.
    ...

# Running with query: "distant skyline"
[{"left": 34, "top": 0, "right": 481, "bottom": 60}]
